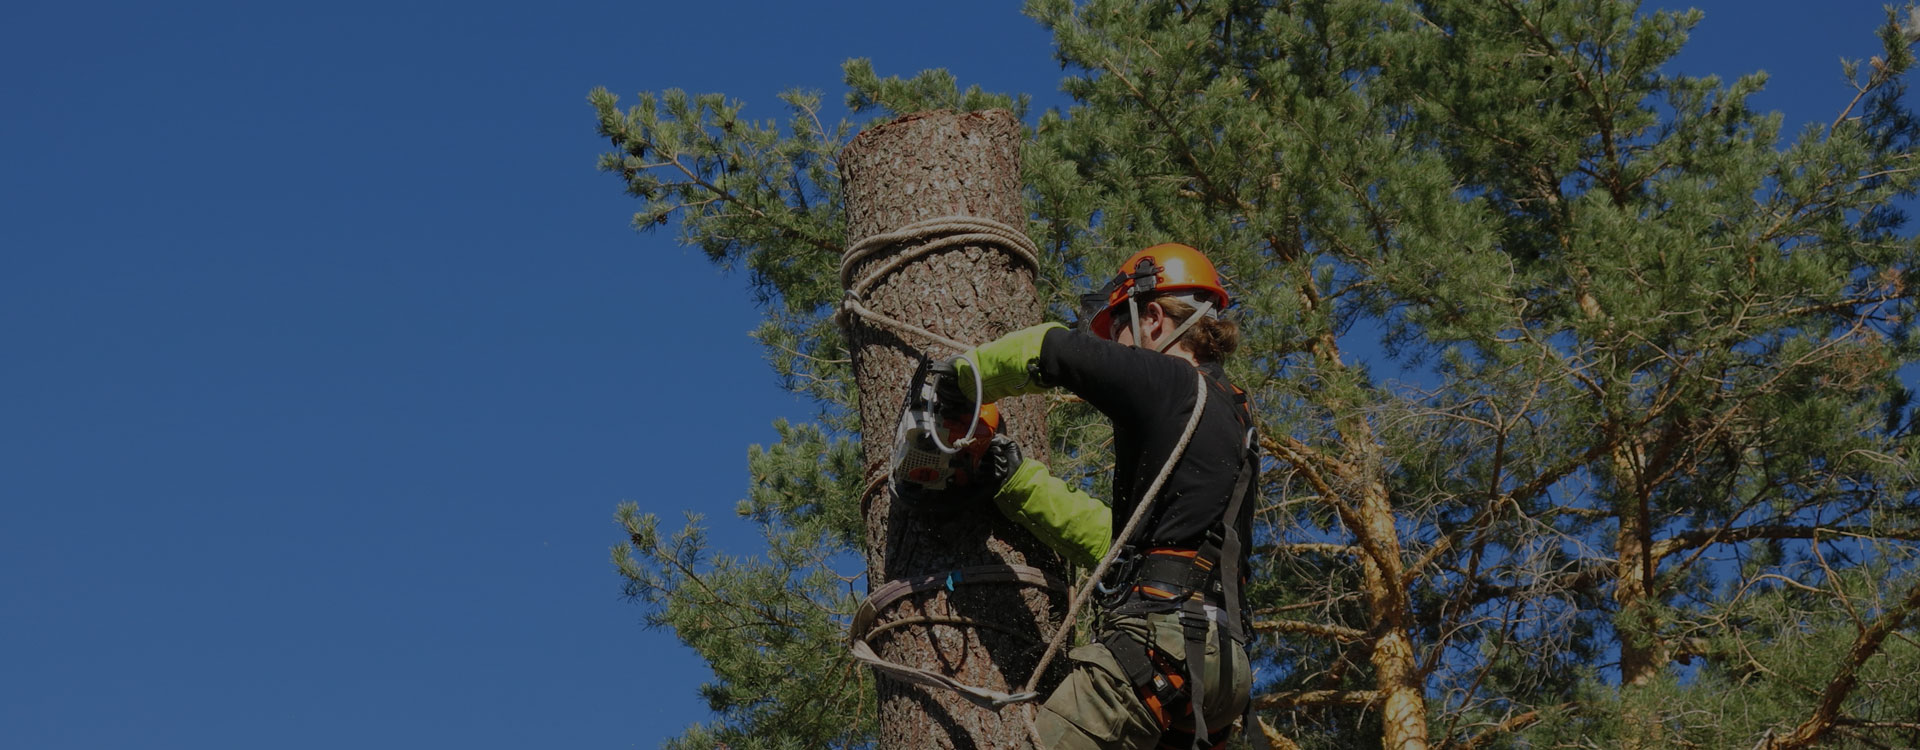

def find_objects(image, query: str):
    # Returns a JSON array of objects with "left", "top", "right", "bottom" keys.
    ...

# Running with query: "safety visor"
[
  {"left": 1075, "top": 285, "right": 1118, "bottom": 336},
  {"left": 1076, "top": 258, "right": 1161, "bottom": 338}
]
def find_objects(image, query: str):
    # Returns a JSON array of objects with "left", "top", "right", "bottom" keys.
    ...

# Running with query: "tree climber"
[{"left": 945, "top": 243, "right": 1259, "bottom": 750}]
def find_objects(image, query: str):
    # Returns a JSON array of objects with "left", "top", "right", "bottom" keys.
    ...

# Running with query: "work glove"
[
  {"left": 988, "top": 454, "right": 1111, "bottom": 567},
  {"left": 951, "top": 323, "right": 1064, "bottom": 404},
  {"left": 976, "top": 434, "right": 1022, "bottom": 496}
]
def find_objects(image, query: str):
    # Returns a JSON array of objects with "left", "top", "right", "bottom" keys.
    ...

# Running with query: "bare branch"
[
  {"left": 1443, "top": 705, "right": 1567, "bottom": 750},
  {"left": 1254, "top": 716, "right": 1304, "bottom": 750},
  {"left": 1254, "top": 689, "right": 1384, "bottom": 710},
  {"left": 1253, "top": 618, "right": 1369, "bottom": 642},
  {"left": 1652, "top": 525, "right": 1920, "bottom": 563}
]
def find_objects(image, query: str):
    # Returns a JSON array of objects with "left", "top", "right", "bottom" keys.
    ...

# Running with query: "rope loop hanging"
[{"left": 847, "top": 563, "right": 1068, "bottom": 709}]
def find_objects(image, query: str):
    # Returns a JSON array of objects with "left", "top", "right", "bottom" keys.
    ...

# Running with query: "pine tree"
[{"left": 593, "top": 2, "right": 1920, "bottom": 748}]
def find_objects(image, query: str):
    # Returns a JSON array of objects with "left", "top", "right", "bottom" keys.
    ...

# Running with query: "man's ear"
[
  {"left": 1145, "top": 301, "right": 1172, "bottom": 332},
  {"left": 1134, "top": 301, "right": 1164, "bottom": 345}
]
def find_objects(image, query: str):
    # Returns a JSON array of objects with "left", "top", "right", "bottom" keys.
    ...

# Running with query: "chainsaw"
[{"left": 891, "top": 358, "right": 1002, "bottom": 503}]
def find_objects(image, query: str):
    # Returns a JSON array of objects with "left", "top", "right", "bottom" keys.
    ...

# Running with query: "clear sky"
[{"left": 0, "top": 2, "right": 1902, "bottom": 748}]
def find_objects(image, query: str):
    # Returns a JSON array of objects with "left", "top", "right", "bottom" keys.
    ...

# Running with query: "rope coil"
[{"left": 837, "top": 215, "right": 1042, "bottom": 354}]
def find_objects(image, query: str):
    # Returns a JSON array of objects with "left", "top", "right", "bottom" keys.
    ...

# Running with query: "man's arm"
[
  {"left": 993, "top": 458, "right": 1110, "bottom": 568},
  {"left": 954, "top": 322, "right": 1185, "bottom": 428}
]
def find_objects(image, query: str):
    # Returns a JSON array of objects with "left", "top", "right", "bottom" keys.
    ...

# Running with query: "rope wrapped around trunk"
[{"left": 837, "top": 215, "right": 1042, "bottom": 353}]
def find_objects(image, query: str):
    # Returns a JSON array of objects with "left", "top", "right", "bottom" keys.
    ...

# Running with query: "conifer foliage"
[{"left": 594, "top": 2, "right": 1919, "bottom": 747}]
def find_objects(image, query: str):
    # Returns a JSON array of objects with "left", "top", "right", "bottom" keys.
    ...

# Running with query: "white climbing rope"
[{"left": 1018, "top": 371, "right": 1210, "bottom": 698}]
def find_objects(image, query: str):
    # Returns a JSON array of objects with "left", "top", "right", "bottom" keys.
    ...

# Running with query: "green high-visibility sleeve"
[
  {"left": 953, "top": 323, "right": 1065, "bottom": 403},
  {"left": 992, "top": 457, "right": 1110, "bottom": 568}
]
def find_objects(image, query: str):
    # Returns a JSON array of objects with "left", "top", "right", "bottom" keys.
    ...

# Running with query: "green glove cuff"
[
  {"left": 992, "top": 457, "right": 1111, "bottom": 567},
  {"left": 953, "top": 323, "right": 1064, "bottom": 403}
]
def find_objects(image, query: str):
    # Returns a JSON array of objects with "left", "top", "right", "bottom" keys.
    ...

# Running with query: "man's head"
[
  {"left": 1108, "top": 292, "right": 1240, "bottom": 362},
  {"left": 1085, "top": 243, "right": 1239, "bottom": 361}
]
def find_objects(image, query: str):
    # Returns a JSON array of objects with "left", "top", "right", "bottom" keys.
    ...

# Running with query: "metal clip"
[{"left": 1094, "top": 546, "right": 1143, "bottom": 607}]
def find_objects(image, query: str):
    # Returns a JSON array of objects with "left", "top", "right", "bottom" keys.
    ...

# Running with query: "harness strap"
[
  {"left": 1188, "top": 378, "right": 1263, "bottom": 749},
  {"left": 1217, "top": 434, "right": 1257, "bottom": 644},
  {"left": 1220, "top": 405, "right": 1270, "bottom": 750},
  {"left": 1181, "top": 600, "right": 1211, "bottom": 750},
  {"left": 1153, "top": 299, "right": 1216, "bottom": 354}
]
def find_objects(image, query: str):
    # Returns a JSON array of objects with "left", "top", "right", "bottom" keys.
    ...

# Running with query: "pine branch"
[
  {"left": 1766, "top": 576, "right": 1920, "bottom": 749},
  {"left": 1493, "top": 0, "right": 1629, "bottom": 205},
  {"left": 1257, "top": 543, "right": 1360, "bottom": 558}
]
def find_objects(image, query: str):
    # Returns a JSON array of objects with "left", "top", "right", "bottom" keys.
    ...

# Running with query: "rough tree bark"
[{"left": 840, "top": 109, "right": 1061, "bottom": 750}]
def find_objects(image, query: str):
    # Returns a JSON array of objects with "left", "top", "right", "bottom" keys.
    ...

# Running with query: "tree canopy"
[{"left": 593, "top": 1, "right": 1920, "bottom": 747}]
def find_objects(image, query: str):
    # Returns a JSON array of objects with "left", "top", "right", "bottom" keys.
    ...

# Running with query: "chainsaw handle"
[{"left": 928, "top": 353, "right": 985, "bottom": 453}]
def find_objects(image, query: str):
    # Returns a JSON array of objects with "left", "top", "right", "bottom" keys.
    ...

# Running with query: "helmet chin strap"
[
  {"left": 1153, "top": 299, "right": 1216, "bottom": 353},
  {"left": 1126, "top": 295, "right": 1144, "bottom": 349}
]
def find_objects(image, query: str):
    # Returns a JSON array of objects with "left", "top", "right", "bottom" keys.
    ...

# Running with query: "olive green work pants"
[{"left": 1035, "top": 611, "right": 1252, "bottom": 750}]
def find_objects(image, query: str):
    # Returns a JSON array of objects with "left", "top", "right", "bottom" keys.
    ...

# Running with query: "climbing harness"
[
  {"left": 1094, "top": 381, "right": 1261, "bottom": 750},
  {"left": 1016, "top": 372, "right": 1210, "bottom": 700}
]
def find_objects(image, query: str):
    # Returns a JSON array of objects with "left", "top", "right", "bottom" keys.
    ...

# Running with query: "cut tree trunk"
[{"left": 840, "top": 108, "right": 1061, "bottom": 750}]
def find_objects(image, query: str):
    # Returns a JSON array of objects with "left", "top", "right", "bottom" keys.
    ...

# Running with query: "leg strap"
[{"left": 1099, "top": 630, "right": 1188, "bottom": 732}]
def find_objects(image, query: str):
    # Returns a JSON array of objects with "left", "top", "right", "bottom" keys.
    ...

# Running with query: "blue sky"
[{"left": 0, "top": 2, "right": 1903, "bottom": 748}]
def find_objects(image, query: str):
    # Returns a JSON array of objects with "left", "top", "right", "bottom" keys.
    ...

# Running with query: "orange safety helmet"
[{"left": 1082, "top": 243, "right": 1230, "bottom": 340}]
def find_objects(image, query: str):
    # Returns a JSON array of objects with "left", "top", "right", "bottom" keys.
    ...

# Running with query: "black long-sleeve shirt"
[{"left": 1035, "top": 327, "right": 1255, "bottom": 555}]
